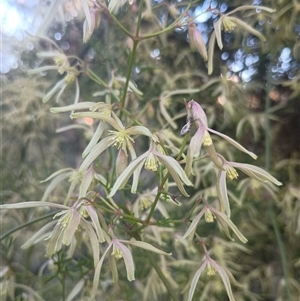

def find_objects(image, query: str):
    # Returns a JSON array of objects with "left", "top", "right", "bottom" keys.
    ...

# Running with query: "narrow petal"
[
  {"left": 230, "top": 162, "right": 282, "bottom": 185},
  {"left": 227, "top": 5, "right": 275, "bottom": 15},
  {"left": 40, "top": 168, "right": 74, "bottom": 183},
  {"left": 155, "top": 152, "right": 193, "bottom": 197},
  {"left": 210, "top": 259, "right": 237, "bottom": 301},
  {"left": 36, "top": 0, "right": 61, "bottom": 35},
  {"left": 108, "top": 250, "right": 118, "bottom": 283},
  {"left": 210, "top": 207, "right": 248, "bottom": 243},
  {"left": 50, "top": 102, "right": 96, "bottom": 113},
  {"left": 230, "top": 17, "right": 266, "bottom": 42},
  {"left": 155, "top": 152, "right": 192, "bottom": 186},
  {"left": 193, "top": 27, "right": 208, "bottom": 61},
  {"left": 180, "top": 207, "right": 206, "bottom": 240},
  {"left": 83, "top": 122, "right": 106, "bottom": 158},
  {"left": 216, "top": 170, "right": 231, "bottom": 217},
  {"left": 81, "top": 219, "right": 100, "bottom": 267},
  {"left": 187, "top": 260, "right": 208, "bottom": 301},
  {"left": 0, "top": 202, "right": 69, "bottom": 210},
  {"left": 207, "top": 128, "right": 257, "bottom": 159},
  {"left": 72, "top": 112, "right": 121, "bottom": 131},
  {"left": 79, "top": 137, "right": 113, "bottom": 172},
  {"left": 184, "top": 147, "right": 194, "bottom": 177},
  {"left": 108, "top": 152, "right": 148, "bottom": 197},
  {"left": 45, "top": 223, "right": 64, "bottom": 257},
  {"left": 43, "top": 79, "right": 66, "bottom": 103},
  {"left": 190, "top": 127, "right": 205, "bottom": 158},
  {"left": 126, "top": 126, "right": 154, "bottom": 139},
  {"left": 80, "top": 0, "right": 91, "bottom": 30},
  {"left": 22, "top": 220, "right": 56, "bottom": 249},
  {"left": 91, "top": 242, "right": 113, "bottom": 299},
  {"left": 214, "top": 18, "right": 223, "bottom": 49},
  {"left": 206, "top": 144, "right": 224, "bottom": 170},
  {"left": 85, "top": 206, "right": 105, "bottom": 243},
  {"left": 123, "top": 240, "right": 172, "bottom": 256},
  {"left": 159, "top": 98, "right": 178, "bottom": 129},
  {"left": 113, "top": 240, "right": 135, "bottom": 281},
  {"left": 62, "top": 210, "right": 81, "bottom": 246},
  {"left": 65, "top": 279, "right": 85, "bottom": 301},
  {"left": 28, "top": 66, "right": 59, "bottom": 74},
  {"left": 79, "top": 168, "right": 94, "bottom": 198},
  {"left": 41, "top": 173, "right": 73, "bottom": 202},
  {"left": 208, "top": 31, "right": 216, "bottom": 75}
]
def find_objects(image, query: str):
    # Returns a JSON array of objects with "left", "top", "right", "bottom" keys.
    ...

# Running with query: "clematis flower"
[
  {"left": 181, "top": 100, "right": 257, "bottom": 175},
  {"left": 28, "top": 51, "right": 80, "bottom": 103},
  {"left": 186, "top": 253, "right": 237, "bottom": 301},
  {"left": 216, "top": 155, "right": 282, "bottom": 217},
  {"left": 1, "top": 201, "right": 102, "bottom": 267},
  {"left": 91, "top": 234, "right": 171, "bottom": 299},
  {"left": 70, "top": 110, "right": 157, "bottom": 173},
  {"left": 180, "top": 199, "right": 247, "bottom": 243},
  {"left": 108, "top": 140, "right": 193, "bottom": 197}
]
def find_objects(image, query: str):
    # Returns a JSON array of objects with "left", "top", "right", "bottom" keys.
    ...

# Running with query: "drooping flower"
[
  {"left": 186, "top": 254, "right": 237, "bottom": 301},
  {"left": 180, "top": 199, "right": 247, "bottom": 243},
  {"left": 181, "top": 100, "right": 258, "bottom": 175},
  {"left": 108, "top": 140, "right": 193, "bottom": 197},
  {"left": 216, "top": 155, "right": 282, "bottom": 217},
  {"left": 28, "top": 51, "right": 80, "bottom": 103},
  {"left": 91, "top": 235, "right": 171, "bottom": 299},
  {"left": 1, "top": 201, "right": 102, "bottom": 267},
  {"left": 70, "top": 111, "right": 157, "bottom": 173}
]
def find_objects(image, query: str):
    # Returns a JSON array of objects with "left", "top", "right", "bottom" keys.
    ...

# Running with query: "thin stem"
[
  {"left": 120, "top": 0, "right": 144, "bottom": 113},
  {"left": 141, "top": 3, "right": 192, "bottom": 40},
  {"left": 0, "top": 212, "right": 58, "bottom": 241},
  {"left": 86, "top": 69, "right": 120, "bottom": 102},
  {"left": 108, "top": 11, "right": 134, "bottom": 38},
  {"left": 265, "top": 63, "right": 292, "bottom": 301}
]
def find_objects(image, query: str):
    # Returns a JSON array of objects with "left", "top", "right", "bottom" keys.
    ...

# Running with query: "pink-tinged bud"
[
  {"left": 188, "top": 23, "right": 208, "bottom": 61},
  {"left": 116, "top": 149, "right": 128, "bottom": 177},
  {"left": 186, "top": 100, "right": 208, "bottom": 127}
]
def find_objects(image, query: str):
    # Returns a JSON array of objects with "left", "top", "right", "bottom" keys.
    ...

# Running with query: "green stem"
[
  {"left": 265, "top": 64, "right": 292, "bottom": 301},
  {"left": 0, "top": 212, "right": 58, "bottom": 241},
  {"left": 120, "top": 0, "right": 144, "bottom": 113},
  {"left": 86, "top": 69, "right": 120, "bottom": 102},
  {"left": 141, "top": 3, "right": 192, "bottom": 40},
  {"left": 108, "top": 11, "right": 134, "bottom": 38}
]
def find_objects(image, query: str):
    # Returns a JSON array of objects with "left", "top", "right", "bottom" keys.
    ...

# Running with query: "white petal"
[
  {"left": 108, "top": 152, "right": 148, "bottom": 197},
  {"left": 79, "top": 137, "right": 113, "bottom": 172},
  {"left": 114, "top": 240, "right": 135, "bottom": 281},
  {"left": 208, "top": 128, "right": 257, "bottom": 159},
  {"left": 187, "top": 260, "right": 208, "bottom": 301},
  {"left": 122, "top": 240, "right": 172, "bottom": 256},
  {"left": 180, "top": 207, "right": 206, "bottom": 240}
]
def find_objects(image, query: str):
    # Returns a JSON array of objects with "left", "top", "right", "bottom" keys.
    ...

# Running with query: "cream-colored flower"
[
  {"left": 217, "top": 155, "right": 282, "bottom": 217},
  {"left": 108, "top": 141, "right": 193, "bottom": 197},
  {"left": 181, "top": 100, "right": 257, "bottom": 176}
]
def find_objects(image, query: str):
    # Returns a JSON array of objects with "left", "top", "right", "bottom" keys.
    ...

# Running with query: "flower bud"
[
  {"left": 116, "top": 149, "right": 128, "bottom": 177},
  {"left": 188, "top": 23, "right": 208, "bottom": 61}
]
